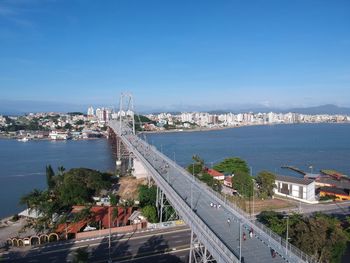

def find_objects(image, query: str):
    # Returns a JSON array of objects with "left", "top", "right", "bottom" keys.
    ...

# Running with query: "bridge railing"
[
  {"left": 157, "top": 147, "right": 317, "bottom": 263},
  {"left": 145, "top": 140, "right": 317, "bottom": 263},
  {"left": 121, "top": 134, "right": 240, "bottom": 263},
  {"left": 110, "top": 121, "right": 315, "bottom": 263}
]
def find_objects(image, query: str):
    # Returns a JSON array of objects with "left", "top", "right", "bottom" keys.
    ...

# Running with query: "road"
[
  {"left": 275, "top": 198, "right": 350, "bottom": 217},
  {"left": 2, "top": 226, "right": 191, "bottom": 263}
]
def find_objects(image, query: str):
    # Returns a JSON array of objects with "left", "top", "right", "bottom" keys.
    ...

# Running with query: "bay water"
[{"left": 1, "top": 123, "right": 350, "bottom": 218}]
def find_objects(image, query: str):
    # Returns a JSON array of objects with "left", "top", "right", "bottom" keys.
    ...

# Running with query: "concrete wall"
[
  {"left": 133, "top": 159, "right": 149, "bottom": 178},
  {"left": 76, "top": 223, "right": 145, "bottom": 239}
]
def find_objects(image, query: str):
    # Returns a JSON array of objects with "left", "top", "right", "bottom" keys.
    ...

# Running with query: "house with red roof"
[{"left": 206, "top": 168, "right": 225, "bottom": 181}]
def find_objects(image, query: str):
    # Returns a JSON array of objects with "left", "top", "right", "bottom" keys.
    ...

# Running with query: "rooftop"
[
  {"left": 275, "top": 175, "right": 314, "bottom": 186},
  {"left": 207, "top": 168, "right": 224, "bottom": 177},
  {"left": 320, "top": 187, "right": 349, "bottom": 196}
]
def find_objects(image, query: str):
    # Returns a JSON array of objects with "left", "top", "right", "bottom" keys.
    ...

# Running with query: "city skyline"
[{"left": 0, "top": 0, "right": 349, "bottom": 111}]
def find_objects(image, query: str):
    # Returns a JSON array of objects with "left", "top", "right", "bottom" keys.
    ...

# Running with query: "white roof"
[{"left": 19, "top": 208, "right": 43, "bottom": 219}]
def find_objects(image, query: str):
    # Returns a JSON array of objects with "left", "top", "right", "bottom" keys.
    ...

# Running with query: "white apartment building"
[{"left": 87, "top": 106, "right": 94, "bottom": 116}]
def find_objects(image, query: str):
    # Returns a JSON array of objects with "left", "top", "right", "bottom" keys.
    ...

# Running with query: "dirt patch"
[
  {"left": 248, "top": 198, "right": 297, "bottom": 214},
  {"left": 117, "top": 177, "right": 147, "bottom": 201}
]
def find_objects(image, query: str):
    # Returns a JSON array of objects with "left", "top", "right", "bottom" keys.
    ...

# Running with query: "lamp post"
[
  {"left": 108, "top": 205, "right": 112, "bottom": 263},
  {"left": 284, "top": 213, "right": 289, "bottom": 255},
  {"left": 250, "top": 166, "right": 254, "bottom": 219},
  {"left": 239, "top": 221, "right": 242, "bottom": 262}
]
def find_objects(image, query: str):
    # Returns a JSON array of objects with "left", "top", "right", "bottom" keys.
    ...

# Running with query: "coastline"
[{"left": 140, "top": 121, "right": 350, "bottom": 135}]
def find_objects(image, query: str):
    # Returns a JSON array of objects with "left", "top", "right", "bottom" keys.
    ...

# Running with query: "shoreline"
[
  {"left": 140, "top": 121, "right": 350, "bottom": 135},
  {"left": 1, "top": 122, "right": 349, "bottom": 139}
]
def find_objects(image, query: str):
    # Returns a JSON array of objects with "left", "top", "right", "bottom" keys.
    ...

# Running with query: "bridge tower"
[{"left": 114, "top": 93, "right": 136, "bottom": 176}]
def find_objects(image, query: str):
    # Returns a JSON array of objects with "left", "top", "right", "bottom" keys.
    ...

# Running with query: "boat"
[{"left": 17, "top": 137, "right": 29, "bottom": 142}]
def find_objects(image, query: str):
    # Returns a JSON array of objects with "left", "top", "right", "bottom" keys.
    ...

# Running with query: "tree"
[
  {"left": 255, "top": 171, "right": 276, "bottom": 199},
  {"left": 75, "top": 120, "right": 84, "bottom": 125},
  {"left": 20, "top": 189, "right": 44, "bottom": 209},
  {"left": 232, "top": 171, "right": 253, "bottom": 197},
  {"left": 200, "top": 173, "right": 214, "bottom": 186},
  {"left": 46, "top": 165, "right": 55, "bottom": 190},
  {"left": 109, "top": 194, "right": 119, "bottom": 206},
  {"left": 257, "top": 211, "right": 348, "bottom": 263},
  {"left": 73, "top": 247, "right": 89, "bottom": 263},
  {"left": 141, "top": 205, "right": 158, "bottom": 223},
  {"left": 73, "top": 206, "right": 94, "bottom": 223},
  {"left": 213, "top": 157, "right": 250, "bottom": 175},
  {"left": 138, "top": 185, "right": 157, "bottom": 207},
  {"left": 64, "top": 123, "right": 73, "bottom": 130},
  {"left": 186, "top": 155, "right": 204, "bottom": 176}
]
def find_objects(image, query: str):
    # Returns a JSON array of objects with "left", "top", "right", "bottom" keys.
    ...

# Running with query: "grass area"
[{"left": 223, "top": 194, "right": 296, "bottom": 214}]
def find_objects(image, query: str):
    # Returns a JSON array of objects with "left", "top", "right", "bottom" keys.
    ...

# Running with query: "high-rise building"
[{"left": 87, "top": 106, "right": 94, "bottom": 116}]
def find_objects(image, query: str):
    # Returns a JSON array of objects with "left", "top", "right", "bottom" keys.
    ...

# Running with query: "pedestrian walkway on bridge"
[{"left": 109, "top": 120, "right": 315, "bottom": 263}]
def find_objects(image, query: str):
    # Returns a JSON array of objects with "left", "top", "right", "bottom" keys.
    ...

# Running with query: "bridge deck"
[{"left": 109, "top": 121, "right": 312, "bottom": 263}]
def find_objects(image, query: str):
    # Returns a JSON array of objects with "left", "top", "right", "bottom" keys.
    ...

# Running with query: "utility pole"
[
  {"left": 108, "top": 206, "right": 112, "bottom": 263},
  {"left": 284, "top": 214, "right": 289, "bottom": 255},
  {"left": 252, "top": 181, "right": 255, "bottom": 220}
]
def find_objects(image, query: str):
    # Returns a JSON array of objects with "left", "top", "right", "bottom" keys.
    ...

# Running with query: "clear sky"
[{"left": 0, "top": 0, "right": 349, "bottom": 112}]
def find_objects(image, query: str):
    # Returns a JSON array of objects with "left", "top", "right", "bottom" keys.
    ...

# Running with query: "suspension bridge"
[{"left": 107, "top": 93, "right": 316, "bottom": 263}]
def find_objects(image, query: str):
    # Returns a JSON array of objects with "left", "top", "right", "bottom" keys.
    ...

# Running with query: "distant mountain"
[
  {"left": 0, "top": 100, "right": 89, "bottom": 115},
  {"left": 285, "top": 104, "right": 350, "bottom": 115}
]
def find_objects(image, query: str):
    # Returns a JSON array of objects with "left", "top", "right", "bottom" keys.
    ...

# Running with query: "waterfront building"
[
  {"left": 319, "top": 187, "right": 350, "bottom": 201},
  {"left": 274, "top": 175, "right": 317, "bottom": 203},
  {"left": 49, "top": 130, "right": 70, "bottom": 140}
]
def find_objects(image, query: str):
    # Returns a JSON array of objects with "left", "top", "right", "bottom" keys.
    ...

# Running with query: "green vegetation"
[
  {"left": 20, "top": 166, "right": 114, "bottom": 231},
  {"left": 141, "top": 205, "right": 158, "bottom": 223},
  {"left": 213, "top": 157, "right": 250, "bottom": 175},
  {"left": 134, "top": 114, "right": 157, "bottom": 131},
  {"left": 64, "top": 123, "right": 73, "bottom": 130},
  {"left": 138, "top": 185, "right": 157, "bottom": 207},
  {"left": 73, "top": 247, "right": 89, "bottom": 263},
  {"left": 257, "top": 211, "right": 348, "bottom": 263},
  {"left": 214, "top": 157, "right": 253, "bottom": 197},
  {"left": 186, "top": 155, "right": 222, "bottom": 192},
  {"left": 75, "top": 120, "right": 84, "bottom": 125},
  {"left": 186, "top": 155, "right": 204, "bottom": 175},
  {"left": 255, "top": 171, "right": 276, "bottom": 199},
  {"left": 137, "top": 185, "right": 159, "bottom": 222},
  {"left": 67, "top": 112, "right": 85, "bottom": 116}
]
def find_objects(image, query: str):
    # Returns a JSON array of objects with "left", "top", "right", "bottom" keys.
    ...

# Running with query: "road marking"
[
  {"left": 94, "top": 245, "right": 191, "bottom": 263},
  {"left": 39, "top": 228, "right": 190, "bottom": 256}
]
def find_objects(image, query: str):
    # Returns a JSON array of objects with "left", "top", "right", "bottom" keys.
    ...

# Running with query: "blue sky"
[{"left": 0, "top": 0, "right": 349, "bottom": 112}]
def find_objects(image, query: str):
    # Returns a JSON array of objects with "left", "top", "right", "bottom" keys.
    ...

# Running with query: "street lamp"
[
  {"left": 283, "top": 213, "right": 289, "bottom": 255},
  {"left": 239, "top": 221, "right": 242, "bottom": 262},
  {"left": 108, "top": 205, "right": 112, "bottom": 263},
  {"left": 309, "top": 165, "right": 313, "bottom": 174}
]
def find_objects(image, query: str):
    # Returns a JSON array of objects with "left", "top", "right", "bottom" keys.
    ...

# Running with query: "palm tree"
[
  {"left": 19, "top": 189, "right": 43, "bottom": 210},
  {"left": 57, "top": 166, "right": 66, "bottom": 176},
  {"left": 73, "top": 247, "right": 89, "bottom": 263}
]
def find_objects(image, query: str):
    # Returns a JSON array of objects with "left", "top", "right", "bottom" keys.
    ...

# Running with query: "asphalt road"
[
  {"left": 276, "top": 198, "right": 350, "bottom": 217},
  {"left": 2, "top": 227, "right": 191, "bottom": 263}
]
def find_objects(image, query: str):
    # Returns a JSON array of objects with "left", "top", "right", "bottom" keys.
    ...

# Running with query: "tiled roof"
[
  {"left": 56, "top": 206, "right": 134, "bottom": 234},
  {"left": 320, "top": 186, "right": 349, "bottom": 196},
  {"left": 207, "top": 169, "right": 224, "bottom": 177}
]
